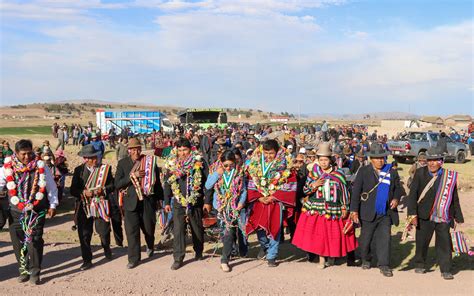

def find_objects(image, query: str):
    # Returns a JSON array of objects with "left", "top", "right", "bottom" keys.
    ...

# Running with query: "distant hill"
[{"left": 302, "top": 112, "right": 420, "bottom": 120}]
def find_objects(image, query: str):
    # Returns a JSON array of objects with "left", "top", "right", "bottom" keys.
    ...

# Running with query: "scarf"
[
  {"left": 84, "top": 164, "right": 111, "bottom": 221},
  {"left": 375, "top": 164, "right": 392, "bottom": 216},
  {"left": 140, "top": 155, "right": 158, "bottom": 196},
  {"left": 430, "top": 169, "right": 457, "bottom": 223}
]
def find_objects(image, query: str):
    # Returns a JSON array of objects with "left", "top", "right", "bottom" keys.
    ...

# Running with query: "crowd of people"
[{"left": 0, "top": 120, "right": 469, "bottom": 285}]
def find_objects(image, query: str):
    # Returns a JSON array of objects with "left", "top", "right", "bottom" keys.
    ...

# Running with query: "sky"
[{"left": 1, "top": 0, "right": 473, "bottom": 115}]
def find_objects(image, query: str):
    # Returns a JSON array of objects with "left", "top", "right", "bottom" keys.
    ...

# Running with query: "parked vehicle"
[
  {"left": 96, "top": 109, "right": 174, "bottom": 136},
  {"left": 387, "top": 131, "right": 468, "bottom": 163}
]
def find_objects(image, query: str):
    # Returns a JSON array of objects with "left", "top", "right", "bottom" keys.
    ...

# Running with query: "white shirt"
[{"left": 0, "top": 165, "right": 59, "bottom": 209}]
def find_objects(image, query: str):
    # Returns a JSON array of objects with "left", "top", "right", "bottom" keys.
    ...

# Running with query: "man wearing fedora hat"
[
  {"left": 407, "top": 147, "right": 464, "bottom": 280},
  {"left": 349, "top": 149, "right": 368, "bottom": 179},
  {"left": 70, "top": 144, "right": 115, "bottom": 271},
  {"left": 350, "top": 142, "right": 403, "bottom": 277},
  {"left": 115, "top": 137, "right": 164, "bottom": 269}
]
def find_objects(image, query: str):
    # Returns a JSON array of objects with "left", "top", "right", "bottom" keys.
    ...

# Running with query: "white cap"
[
  {"left": 299, "top": 147, "right": 306, "bottom": 154},
  {"left": 287, "top": 145, "right": 293, "bottom": 149}
]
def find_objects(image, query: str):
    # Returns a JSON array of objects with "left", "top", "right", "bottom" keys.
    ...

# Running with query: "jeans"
[{"left": 257, "top": 228, "right": 281, "bottom": 260}]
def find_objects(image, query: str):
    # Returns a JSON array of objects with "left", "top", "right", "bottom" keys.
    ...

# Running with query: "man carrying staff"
[
  {"left": 350, "top": 143, "right": 403, "bottom": 277},
  {"left": 115, "top": 138, "right": 163, "bottom": 269},
  {"left": 407, "top": 147, "right": 464, "bottom": 280},
  {"left": 70, "top": 144, "right": 115, "bottom": 271},
  {"left": 0, "top": 139, "right": 58, "bottom": 285},
  {"left": 163, "top": 138, "right": 210, "bottom": 270}
]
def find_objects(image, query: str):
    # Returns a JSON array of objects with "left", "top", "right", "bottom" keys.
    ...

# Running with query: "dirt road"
[{"left": 1, "top": 193, "right": 473, "bottom": 295}]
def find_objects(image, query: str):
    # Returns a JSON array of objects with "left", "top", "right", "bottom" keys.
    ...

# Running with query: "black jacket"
[
  {"left": 163, "top": 162, "right": 209, "bottom": 208},
  {"left": 70, "top": 164, "right": 115, "bottom": 201},
  {"left": 114, "top": 156, "right": 163, "bottom": 212},
  {"left": 350, "top": 164, "right": 402, "bottom": 225},
  {"left": 295, "top": 166, "right": 308, "bottom": 212},
  {"left": 407, "top": 166, "right": 463, "bottom": 224}
]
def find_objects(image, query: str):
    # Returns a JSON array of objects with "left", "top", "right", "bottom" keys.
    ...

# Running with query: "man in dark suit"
[
  {"left": 70, "top": 144, "right": 115, "bottom": 271},
  {"left": 199, "top": 131, "right": 212, "bottom": 166},
  {"left": 163, "top": 138, "right": 211, "bottom": 270},
  {"left": 350, "top": 143, "right": 402, "bottom": 277},
  {"left": 407, "top": 147, "right": 464, "bottom": 280},
  {"left": 115, "top": 138, "right": 164, "bottom": 269}
]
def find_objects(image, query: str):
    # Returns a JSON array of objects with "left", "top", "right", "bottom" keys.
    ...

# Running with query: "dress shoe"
[
  {"left": 104, "top": 247, "right": 113, "bottom": 260},
  {"left": 267, "top": 259, "right": 278, "bottom": 267},
  {"left": 415, "top": 268, "right": 426, "bottom": 274},
  {"left": 441, "top": 272, "right": 454, "bottom": 280},
  {"left": 170, "top": 261, "right": 182, "bottom": 270},
  {"left": 17, "top": 274, "right": 29, "bottom": 283},
  {"left": 146, "top": 247, "right": 154, "bottom": 258},
  {"left": 380, "top": 266, "right": 393, "bottom": 277},
  {"left": 126, "top": 262, "right": 139, "bottom": 269},
  {"left": 362, "top": 261, "right": 371, "bottom": 270},
  {"left": 29, "top": 275, "right": 40, "bottom": 285},
  {"left": 80, "top": 262, "right": 93, "bottom": 271}
]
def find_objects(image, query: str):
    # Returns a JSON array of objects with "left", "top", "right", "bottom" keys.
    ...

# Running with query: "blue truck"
[{"left": 96, "top": 109, "right": 174, "bottom": 136}]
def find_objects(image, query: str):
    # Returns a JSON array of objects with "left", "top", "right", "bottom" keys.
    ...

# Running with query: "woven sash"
[{"left": 430, "top": 169, "right": 457, "bottom": 223}]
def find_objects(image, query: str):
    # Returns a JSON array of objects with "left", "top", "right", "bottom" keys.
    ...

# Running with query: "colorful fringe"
[
  {"left": 141, "top": 155, "right": 157, "bottom": 196},
  {"left": 430, "top": 169, "right": 457, "bottom": 223},
  {"left": 19, "top": 209, "right": 46, "bottom": 275}
]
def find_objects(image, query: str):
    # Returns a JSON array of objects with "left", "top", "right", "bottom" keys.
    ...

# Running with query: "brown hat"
[
  {"left": 128, "top": 138, "right": 142, "bottom": 149},
  {"left": 343, "top": 146, "right": 352, "bottom": 155},
  {"left": 316, "top": 143, "right": 332, "bottom": 157}
]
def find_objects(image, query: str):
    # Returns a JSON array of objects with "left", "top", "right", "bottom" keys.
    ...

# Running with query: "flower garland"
[
  {"left": 164, "top": 148, "right": 203, "bottom": 208},
  {"left": 209, "top": 160, "right": 222, "bottom": 175},
  {"left": 215, "top": 166, "right": 244, "bottom": 214},
  {"left": 3, "top": 156, "right": 46, "bottom": 211},
  {"left": 246, "top": 145, "right": 292, "bottom": 197}
]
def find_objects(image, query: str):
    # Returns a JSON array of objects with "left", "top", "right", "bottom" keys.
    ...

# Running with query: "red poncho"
[{"left": 246, "top": 172, "right": 297, "bottom": 239}]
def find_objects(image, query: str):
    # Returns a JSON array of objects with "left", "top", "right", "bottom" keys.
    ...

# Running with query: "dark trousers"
[
  {"left": 110, "top": 192, "right": 124, "bottom": 246},
  {"left": 77, "top": 205, "right": 111, "bottom": 263},
  {"left": 0, "top": 197, "right": 10, "bottom": 230},
  {"left": 124, "top": 201, "right": 156, "bottom": 264},
  {"left": 287, "top": 215, "right": 298, "bottom": 242},
  {"left": 359, "top": 215, "right": 391, "bottom": 267},
  {"left": 9, "top": 210, "right": 46, "bottom": 276},
  {"left": 221, "top": 227, "right": 238, "bottom": 263},
  {"left": 414, "top": 219, "right": 452, "bottom": 273},
  {"left": 173, "top": 205, "right": 204, "bottom": 262}
]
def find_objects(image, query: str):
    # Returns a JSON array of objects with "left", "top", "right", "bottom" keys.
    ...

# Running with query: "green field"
[{"left": 0, "top": 126, "right": 51, "bottom": 135}]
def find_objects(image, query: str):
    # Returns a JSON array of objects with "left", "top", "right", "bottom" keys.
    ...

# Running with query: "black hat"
[
  {"left": 367, "top": 143, "right": 389, "bottom": 158},
  {"left": 78, "top": 144, "right": 100, "bottom": 158},
  {"left": 426, "top": 147, "right": 444, "bottom": 160}
]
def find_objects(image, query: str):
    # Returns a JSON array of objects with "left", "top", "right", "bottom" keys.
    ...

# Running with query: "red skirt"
[{"left": 292, "top": 212, "right": 358, "bottom": 257}]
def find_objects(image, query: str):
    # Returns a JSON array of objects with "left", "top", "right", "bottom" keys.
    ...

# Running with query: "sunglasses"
[{"left": 223, "top": 163, "right": 235, "bottom": 168}]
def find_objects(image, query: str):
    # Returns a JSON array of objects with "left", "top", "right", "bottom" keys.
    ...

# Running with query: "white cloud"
[{"left": 1, "top": 1, "right": 472, "bottom": 114}]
